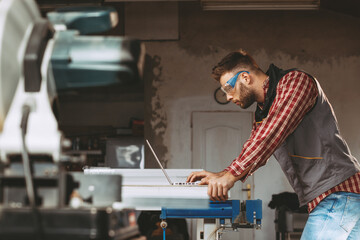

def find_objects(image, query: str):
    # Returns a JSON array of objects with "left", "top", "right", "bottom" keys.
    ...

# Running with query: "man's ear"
[{"left": 241, "top": 72, "right": 251, "bottom": 85}]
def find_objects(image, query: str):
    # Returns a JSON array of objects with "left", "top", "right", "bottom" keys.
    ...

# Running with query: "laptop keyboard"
[{"left": 173, "top": 182, "right": 199, "bottom": 185}]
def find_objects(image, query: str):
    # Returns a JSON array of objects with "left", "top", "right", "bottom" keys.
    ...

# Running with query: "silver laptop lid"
[{"left": 145, "top": 139, "right": 173, "bottom": 185}]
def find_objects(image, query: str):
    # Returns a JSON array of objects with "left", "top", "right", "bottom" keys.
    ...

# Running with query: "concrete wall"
[{"left": 143, "top": 3, "right": 360, "bottom": 240}]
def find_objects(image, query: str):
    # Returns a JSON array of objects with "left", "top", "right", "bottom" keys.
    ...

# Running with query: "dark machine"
[{"left": 0, "top": 0, "right": 144, "bottom": 239}]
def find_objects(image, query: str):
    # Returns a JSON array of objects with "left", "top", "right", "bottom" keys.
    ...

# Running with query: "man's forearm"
[{"left": 228, "top": 165, "right": 252, "bottom": 182}]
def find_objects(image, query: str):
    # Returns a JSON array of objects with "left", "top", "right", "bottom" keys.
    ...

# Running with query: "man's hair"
[{"left": 211, "top": 49, "right": 262, "bottom": 82}]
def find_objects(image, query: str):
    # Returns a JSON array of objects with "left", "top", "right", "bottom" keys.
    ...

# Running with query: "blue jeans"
[{"left": 301, "top": 192, "right": 360, "bottom": 240}]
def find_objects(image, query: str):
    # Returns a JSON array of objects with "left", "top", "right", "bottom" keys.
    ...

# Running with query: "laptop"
[{"left": 145, "top": 139, "right": 199, "bottom": 186}]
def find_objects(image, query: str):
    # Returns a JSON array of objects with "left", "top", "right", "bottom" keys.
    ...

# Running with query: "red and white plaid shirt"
[{"left": 225, "top": 70, "right": 360, "bottom": 213}]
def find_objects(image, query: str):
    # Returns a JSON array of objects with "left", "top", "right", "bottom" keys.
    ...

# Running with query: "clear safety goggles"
[{"left": 221, "top": 71, "right": 249, "bottom": 94}]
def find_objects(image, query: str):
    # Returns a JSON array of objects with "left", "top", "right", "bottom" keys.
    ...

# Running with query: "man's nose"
[{"left": 226, "top": 94, "right": 233, "bottom": 101}]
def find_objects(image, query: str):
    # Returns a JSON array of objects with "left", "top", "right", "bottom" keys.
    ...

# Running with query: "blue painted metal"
[
  {"left": 160, "top": 200, "right": 240, "bottom": 222},
  {"left": 160, "top": 200, "right": 262, "bottom": 240},
  {"left": 160, "top": 199, "right": 262, "bottom": 226},
  {"left": 245, "top": 199, "right": 262, "bottom": 225}
]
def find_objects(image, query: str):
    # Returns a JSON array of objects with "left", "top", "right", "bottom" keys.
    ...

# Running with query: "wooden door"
[{"left": 192, "top": 111, "right": 255, "bottom": 240}]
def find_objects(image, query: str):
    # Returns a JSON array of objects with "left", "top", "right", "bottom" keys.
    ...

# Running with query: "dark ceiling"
[
  {"left": 321, "top": 0, "right": 360, "bottom": 18},
  {"left": 35, "top": 0, "right": 360, "bottom": 18}
]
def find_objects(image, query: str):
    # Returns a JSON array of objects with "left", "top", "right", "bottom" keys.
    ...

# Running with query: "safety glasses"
[{"left": 221, "top": 71, "right": 249, "bottom": 94}]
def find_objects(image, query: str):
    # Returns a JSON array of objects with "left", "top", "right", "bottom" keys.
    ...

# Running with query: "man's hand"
[
  {"left": 206, "top": 172, "right": 239, "bottom": 201},
  {"left": 186, "top": 170, "right": 226, "bottom": 184},
  {"left": 187, "top": 170, "right": 240, "bottom": 201}
]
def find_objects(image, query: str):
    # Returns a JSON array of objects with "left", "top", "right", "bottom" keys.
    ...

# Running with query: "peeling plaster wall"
[
  {"left": 143, "top": 4, "right": 360, "bottom": 240},
  {"left": 146, "top": 4, "right": 360, "bottom": 168}
]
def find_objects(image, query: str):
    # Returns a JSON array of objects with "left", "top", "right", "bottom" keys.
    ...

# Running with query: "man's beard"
[{"left": 238, "top": 82, "right": 256, "bottom": 109}]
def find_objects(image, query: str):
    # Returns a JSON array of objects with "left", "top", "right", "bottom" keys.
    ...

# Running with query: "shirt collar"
[{"left": 258, "top": 76, "right": 269, "bottom": 109}]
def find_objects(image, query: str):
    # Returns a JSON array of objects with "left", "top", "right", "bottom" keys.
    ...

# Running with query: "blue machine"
[
  {"left": 160, "top": 200, "right": 262, "bottom": 239},
  {"left": 47, "top": 6, "right": 143, "bottom": 91}
]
